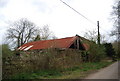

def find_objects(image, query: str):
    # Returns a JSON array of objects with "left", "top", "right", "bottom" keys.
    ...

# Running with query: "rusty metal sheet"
[{"left": 18, "top": 36, "right": 89, "bottom": 51}]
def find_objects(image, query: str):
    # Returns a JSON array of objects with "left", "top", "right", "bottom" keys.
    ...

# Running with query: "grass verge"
[{"left": 11, "top": 61, "right": 113, "bottom": 79}]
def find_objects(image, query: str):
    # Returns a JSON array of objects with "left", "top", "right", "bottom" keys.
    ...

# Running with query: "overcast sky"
[{"left": 0, "top": 0, "right": 115, "bottom": 44}]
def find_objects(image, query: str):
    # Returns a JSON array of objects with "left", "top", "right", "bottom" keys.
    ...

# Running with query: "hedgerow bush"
[
  {"left": 2, "top": 48, "right": 83, "bottom": 79},
  {"left": 2, "top": 42, "right": 107, "bottom": 79},
  {"left": 87, "top": 42, "right": 106, "bottom": 62},
  {"left": 103, "top": 43, "right": 117, "bottom": 61},
  {"left": 2, "top": 44, "right": 14, "bottom": 59}
]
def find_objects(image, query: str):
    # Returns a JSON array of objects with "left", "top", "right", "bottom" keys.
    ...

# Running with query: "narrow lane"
[{"left": 85, "top": 61, "right": 119, "bottom": 79}]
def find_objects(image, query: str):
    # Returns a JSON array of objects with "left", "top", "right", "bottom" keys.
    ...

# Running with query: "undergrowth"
[{"left": 11, "top": 61, "right": 113, "bottom": 79}]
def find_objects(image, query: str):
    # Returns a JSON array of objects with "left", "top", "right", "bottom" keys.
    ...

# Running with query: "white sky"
[{"left": 0, "top": 0, "right": 115, "bottom": 44}]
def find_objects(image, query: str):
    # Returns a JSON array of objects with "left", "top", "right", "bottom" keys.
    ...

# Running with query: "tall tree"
[
  {"left": 111, "top": 0, "right": 120, "bottom": 59},
  {"left": 111, "top": 0, "right": 120, "bottom": 41},
  {"left": 84, "top": 29, "right": 107, "bottom": 44},
  {"left": 39, "top": 25, "right": 55, "bottom": 40},
  {"left": 84, "top": 29, "right": 97, "bottom": 42},
  {"left": 33, "top": 25, "right": 56, "bottom": 41},
  {"left": 6, "top": 18, "right": 38, "bottom": 48}
]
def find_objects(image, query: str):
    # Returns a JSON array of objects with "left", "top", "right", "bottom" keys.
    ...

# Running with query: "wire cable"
[
  {"left": 60, "top": 0, "right": 96, "bottom": 25},
  {"left": 60, "top": 0, "right": 111, "bottom": 37}
]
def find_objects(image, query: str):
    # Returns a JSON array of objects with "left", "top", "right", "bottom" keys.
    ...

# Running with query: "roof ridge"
[
  {"left": 26, "top": 36, "right": 76, "bottom": 43},
  {"left": 18, "top": 35, "right": 90, "bottom": 51}
]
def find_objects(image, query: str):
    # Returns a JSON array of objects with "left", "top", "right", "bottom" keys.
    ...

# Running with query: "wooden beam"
[{"left": 77, "top": 38, "right": 79, "bottom": 50}]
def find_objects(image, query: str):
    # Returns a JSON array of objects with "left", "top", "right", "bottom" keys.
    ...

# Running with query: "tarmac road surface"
[{"left": 85, "top": 61, "right": 119, "bottom": 79}]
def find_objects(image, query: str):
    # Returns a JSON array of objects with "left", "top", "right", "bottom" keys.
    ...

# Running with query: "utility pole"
[{"left": 97, "top": 21, "right": 100, "bottom": 45}]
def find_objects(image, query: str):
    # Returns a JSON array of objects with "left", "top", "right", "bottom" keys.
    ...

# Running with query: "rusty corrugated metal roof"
[
  {"left": 18, "top": 36, "right": 77, "bottom": 51},
  {"left": 18, "top": 36, "right": 89, "bottom": 51}
]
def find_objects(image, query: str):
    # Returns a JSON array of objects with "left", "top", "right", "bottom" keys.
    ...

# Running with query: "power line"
[
  {"left": 60, "top": 0, "right": 111, "bottom": 37},
  {"left": 60, "top": 0, "right": 96, "bottom": 25}
]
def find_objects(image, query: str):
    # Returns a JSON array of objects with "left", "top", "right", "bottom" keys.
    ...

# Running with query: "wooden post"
[
  {"left": 97, "top": 21, "right": 100, "bottom": 45},
  {"left": 77, "top": 38, "right": 79, "bottom": 50}
]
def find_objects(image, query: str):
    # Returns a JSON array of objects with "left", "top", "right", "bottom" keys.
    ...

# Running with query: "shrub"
[
  {"left": 112, "top": 41, "right": 120, "bottom": 59},
  {"left": 2, "top": 48, "right": 83, "bottom": 79},
  {"left": 103, "top": 43, "right": 117, "bottom": 61},
  {"left": 87, "top": 42, "right": 106, "bottom": 62},
  {"left": 1, "top": 44, "right": 14, "bottom": 59}
]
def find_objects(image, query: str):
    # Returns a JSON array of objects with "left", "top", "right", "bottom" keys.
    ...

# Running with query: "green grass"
[
  {"left": 54, "top": 61, "right": 113, "bottom": 79},
  {"left": 11, "top": 61, "right": 113, "bottom": 79},
  {"left": 11, "top": 69, "right": 62, "bottom": 79},
  {"left": 62, "top": 61, "right": 113, "bottom": 72}
]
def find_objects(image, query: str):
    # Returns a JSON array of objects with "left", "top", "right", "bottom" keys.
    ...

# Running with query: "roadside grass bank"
[{"left": 11, "top": 61, "right": 113, "bottom": 79}]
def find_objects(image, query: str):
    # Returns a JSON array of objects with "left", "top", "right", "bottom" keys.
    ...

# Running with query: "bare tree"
[
  {"left": 111, "top": 0, "right": 120, "bottom": 58},
  {"left": 111, "top": 0, "right": 120, "bottom": 41},
  {"left": 33, "top": 25, "right": 57, "bottom": 41},
  {"left": 6, "top": 18, "right": 38, "bottom": 48},
  {"left": 39, "top": 25, "right": 56, "bottom": 40},
  {"left": 84, "top": 29, "right": 98, "bottom": 42},
  {"left": 84, "top": 29, "right": 106, "bottom": 43}
]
